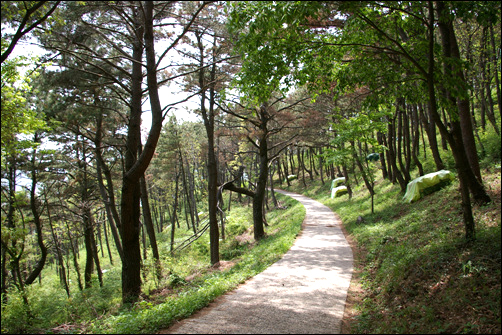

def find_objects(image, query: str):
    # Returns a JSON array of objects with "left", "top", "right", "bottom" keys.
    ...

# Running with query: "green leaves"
[
  {"left": 227, "top": 1, "right": 325, "bottom": 103},
  {"left": 1, "top": 53, "right": 47, "bottom": 161}
]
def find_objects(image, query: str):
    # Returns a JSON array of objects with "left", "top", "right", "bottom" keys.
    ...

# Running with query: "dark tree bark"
[
  {"left": 121, "top": 2, "right": 166, "bottom": 303},
  {"left": 410, "top": 104, "right": 424, "bottom": 176},
  {"left": 170, "top": 170, "right": 180, "bottom": 254},
  {"left": 386, "top": 114, "right": 407, "bottom": 192},
  {"left": 488, "top": 26, "right": 501, "bottom": 121},
  {"left": 419, "top": 103, "right": 445, "bottom": 171},
  {"left": 1, "top": 1, "right": 60, "bottom": 63},
  {"left": 269, "top": 162, "right": 279, "bottom": 208},
  {"left": 120, "top": 16, "right": 143, "bottom": 298},
  {"left": 437, "top": 4, "right": 483, "bottom": 185},
  {"left": 480, "top": 28, "right": 500, "bottom": 135},
  {"left": 24, "top": 133, "right": 47, "bottom": 286},
  {"left": 424, "top": 2, "right": 489, "bottom": 240},
  {"left": 436, "top": 2, "right": 490, "bottom": 205},
  {"left": 138, "top": 139, "right": 160, "bottom": 265},
  {"left": 94, "top": 110, "right": 124, "bottom": 262},
  {"left": 140, "top": 174, "right": 160, "bottom": 260},
  {"left": 65, "top": 222, "right": 83, "bottom": 291},
  {"left": 376, "top": 132, "right": 389, "bottom": 179},
  {"left": 196, "top": 30, "right": 220, "bottom": 265},
  {"left": 252, "top": 105, "right": 270, "bottom": 240},
  {"left": 396, "top": 98, "right": 411, "bottom": 184}
]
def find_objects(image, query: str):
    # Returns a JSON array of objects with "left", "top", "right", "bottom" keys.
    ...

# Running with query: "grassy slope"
[{"left": 281, "top": 166, "right": 501, "bottom": 334}]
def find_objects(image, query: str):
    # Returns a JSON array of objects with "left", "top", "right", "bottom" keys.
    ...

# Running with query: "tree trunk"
[
  {"left": 170, "top": 171, "right": 180, "bottom": 254},
  {"left": 436, "top": 1, "right": 490, "bottom": 204},
  {"left": 396, "top": 98, "right": 411, "bottom": 183},
  {"left": 489, "top": 26, "right": 501, "bottom": 121},
  {"left": 377, "top": 132, "right": 389, "bottom": 179},
  {"left": 121, "top": 2, "right": 166, "bottom": 303},
  {"left": 94, "top": 110, "right": 123, "bottom": 261},
  {"left": 120, "top": 4, "right": 146, "bottom": 303},
  {"left": 426, "top": 2, "right": 487, "bottom": 240},
  {"left": 83, "top": 214, "right": 94, "bottom": 289},
  {"left": 66, "top": 224, "right": 83, "bottom": 291},
  {"left": 481, "top": 28, "right": 500, "bottom": 135},
  {"left": 410, "top": 104, "right": 424, "bottom": 176},
  {"left": 140, "top": 174, "right": 160, "bottom": 261},
  {"left": 269, "top": 162, "right": 279, "bottom": 208},
  {"left": 387, "top": 114, "right": 407, "bottom": 191},
  {"left": 252, "top": 104, "right": 271, "bottom": 241},
  {"left": 24, "top": 133, "right": 47, "bottom": 286},
  {"left": 253, "top": 138, "right": 268, "bottom": 240},
  {"left": 197, "top": 31, "right": 220, "bottom": 266},
  {"left": 437, "top": 2, "right": 482, "bottom": 184},
  {"left": 419, "top": 103, "right": 444, "bottom": 170}
]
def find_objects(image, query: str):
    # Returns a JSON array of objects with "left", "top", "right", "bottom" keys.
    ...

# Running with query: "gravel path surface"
[{"left": 160, "top": 190, "right": 353, "bottom": 334}]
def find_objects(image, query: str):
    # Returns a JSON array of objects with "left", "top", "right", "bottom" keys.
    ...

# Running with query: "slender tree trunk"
[
  {"left": 283, "top": 154, "right": 291, "bottom": 187},
  {"left": 387, "top": 115, "right": 407, "bottom": 191},
  {"left": 46, "top": 194, "right": 70, "bottom": 297},
  {"left": 342, "top": 164, "right": 353, "bottom": 199},
  {"left": 197, "top": 31, "right": 220, "bottom": 265},
  {"left": 377, "top": 132, "right": 389, "bottom": 179},
  {"left": 102, "top": 213, "right": 114, "bottom": 265},
  {"left": 353, "top": 146, "right": 374, "bottom": 197},
  {"left": 138, "top": 138, "right": 160, "bottom": 264},
  {"left": 94, "top": 110, "right": 123, "bottom": 261},
  {"left": 89, "top": 214, "right": 103, "bottom": 287},
  {"left": 489, "top": 26, "right": 501, "bottom": 120},
  {"left": 419, "top": 103, "right": 444, "bottom": 170},
  {"left": 481, "top": 29, "right": 500, "bottom": 135},
  {"left": 426, "top": 2, "right": 487, "bottom": 240},
  {"left": 269, "top": 162, "right": 279, "bottom": 208},
  {"left": 253, "top": 134, "right": 268, "bottom": 240},
  {"left": 140, "top": 176, "right": 161, "bottom": 279},
  {"left": 396, "top": 98, "right": 411, "bottom": 183},
  {"left": 179, "top": 153, "right": 196, "bottom": 233},
  {"left": 24, "top": 133, "right": 47, "bottom": 286},
  {"left": 140, "top": 174, "right": 160, "bottom": 261},
  {"left": 170, "top": 171, "right": 180, "bottom": 254},
  {"left": 411, "top": 104, "right": 424, "bottom": 176},
  {"left": 66, "top": 221, "right": 83, "bottom": 291}
]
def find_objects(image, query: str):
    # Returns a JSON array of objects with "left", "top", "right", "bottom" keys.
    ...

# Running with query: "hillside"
[{"left": 282, "top": 165, "right": 501, "bottom": 334}]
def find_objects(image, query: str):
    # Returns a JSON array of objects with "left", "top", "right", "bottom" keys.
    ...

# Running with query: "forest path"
[{"left": 160, "top": 189, "right": 353, "bottom": 334}]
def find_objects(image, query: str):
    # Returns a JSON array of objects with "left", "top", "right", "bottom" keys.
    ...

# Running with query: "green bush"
[
  {"left": 479, "top": 126, "right": 501, "bottom": 164},
  {"left": 1, "top": 291, "right": 30, "bottom": 333}
]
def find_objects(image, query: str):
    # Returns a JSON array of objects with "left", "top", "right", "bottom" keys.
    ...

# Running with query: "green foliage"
[
  {"left": 227, "top": 1, "right": 324, "bottom": 103},
  {"left": 0, "top": 291, "right": 31, "bottom": 333},
  {"left": 478, "top": 126, "right": 502, "bottom": 165},
  {"left": 1, "top": 52, "right": 47, "bottom": 162}
]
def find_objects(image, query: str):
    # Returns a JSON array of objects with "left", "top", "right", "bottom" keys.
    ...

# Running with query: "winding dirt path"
[{"left": 160, "top": 190, "right": 353, "bottom": 334}]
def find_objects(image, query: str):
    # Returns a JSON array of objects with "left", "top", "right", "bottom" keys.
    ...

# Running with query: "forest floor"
[{"left": 158, "top": 189, "right": 354, "bottom": 334}]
